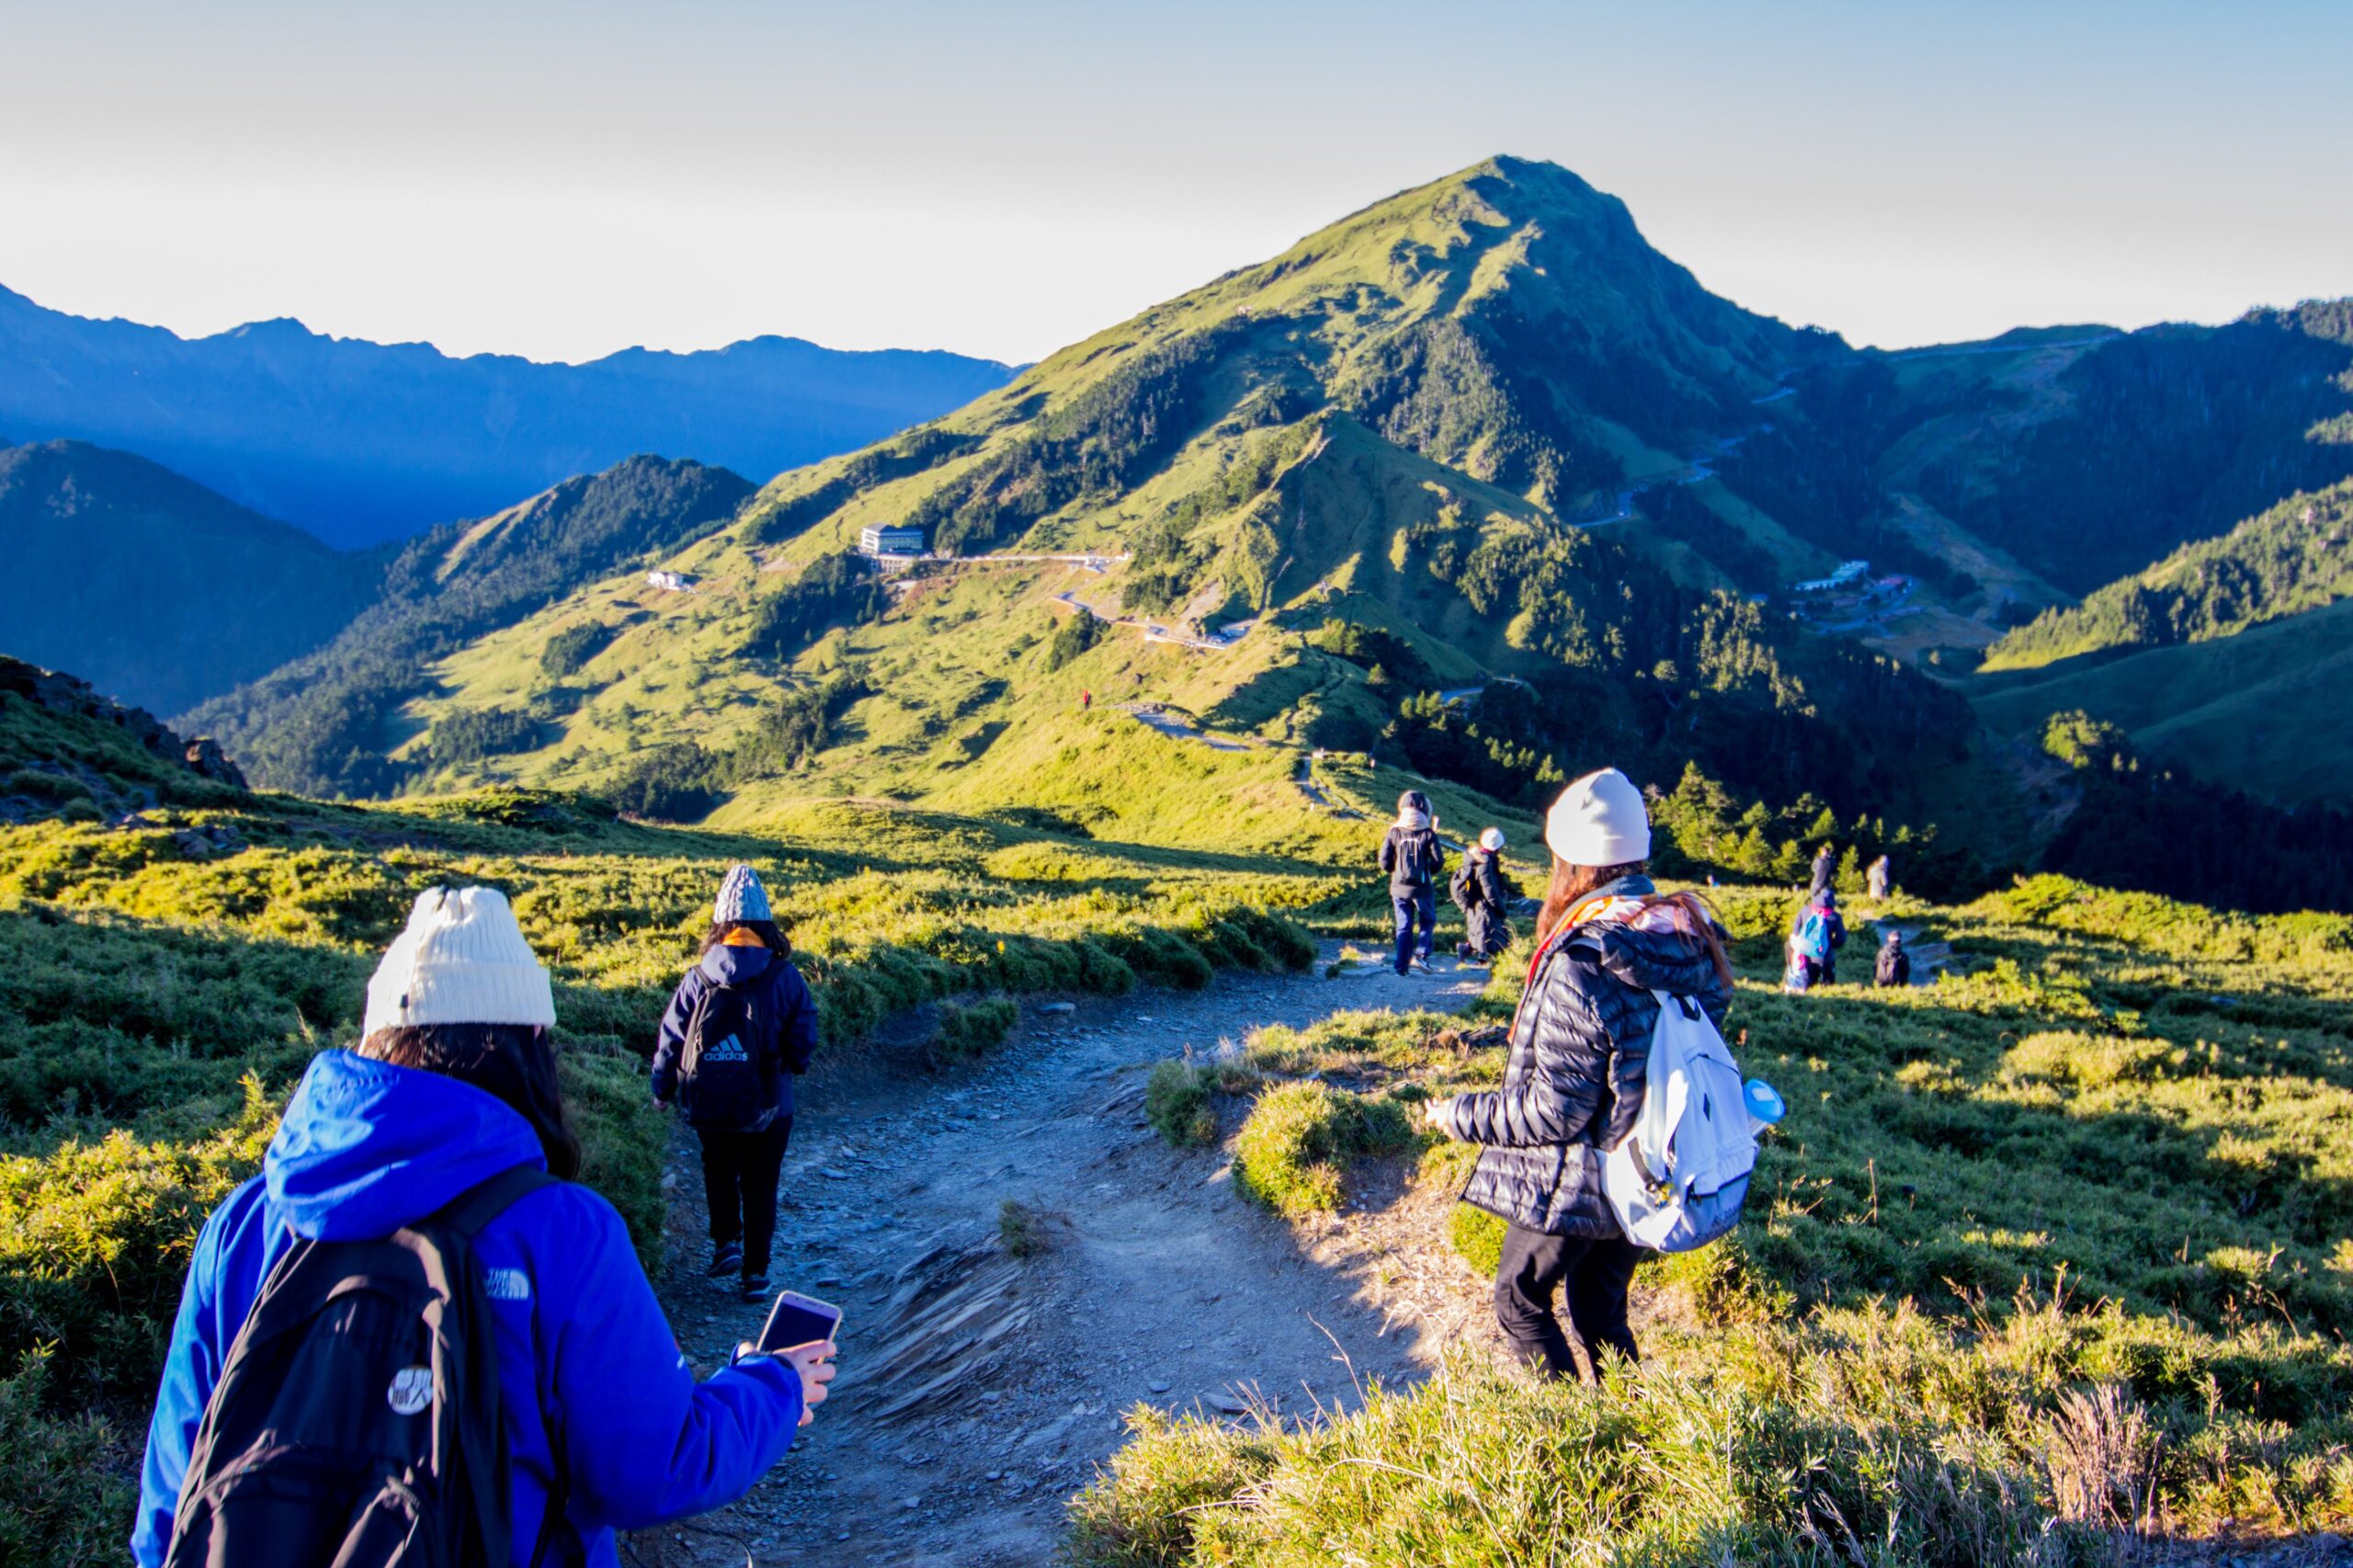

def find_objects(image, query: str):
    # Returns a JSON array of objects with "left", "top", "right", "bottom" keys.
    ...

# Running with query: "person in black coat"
[
  {"left": 1378, "top": 790, "right": 1447, "bottom": 975},
  {"left": 1875, "top": 929, "right": 1912, "bottom": 987},
  {"left": 652, "top": 865, "right": 821, "bottom": 1301},
  {"left": 1425, "top": 769, "right": 1732, "bottom": 1381},
  {"left": 1452, "top": 826, "right": 1517, "bottom": 963}
]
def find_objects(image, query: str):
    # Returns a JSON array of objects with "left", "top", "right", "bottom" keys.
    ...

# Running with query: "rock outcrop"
[{"left": 0, "top": 654, "right": 249, "bottom": 789}]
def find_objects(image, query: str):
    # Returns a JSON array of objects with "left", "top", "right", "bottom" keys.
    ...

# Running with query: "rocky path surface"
[{"left": 635, "top": 950, "right": 1487, "bottom": 1568}]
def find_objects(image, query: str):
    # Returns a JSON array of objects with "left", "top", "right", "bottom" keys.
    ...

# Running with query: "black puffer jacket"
[{"left": 1439, "top": 876, "right": 1732, "bottom": 1237}]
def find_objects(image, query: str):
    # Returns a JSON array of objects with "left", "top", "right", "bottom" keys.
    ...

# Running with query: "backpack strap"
[
  {"left": 427, "top": 1164, "right": 567, "bottom": 1568},
  {"left": 433, "top": 1163, "right": 557, "bottom": 1239}
]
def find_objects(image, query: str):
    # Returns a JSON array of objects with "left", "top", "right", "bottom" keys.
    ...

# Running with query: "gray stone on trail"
[
  {"left": 1148, "top": 1380, "right": 1172, "bottom": 1393},
  {"left": 1040, "top": 1002, "right": 1075, "bottom": 1016}
]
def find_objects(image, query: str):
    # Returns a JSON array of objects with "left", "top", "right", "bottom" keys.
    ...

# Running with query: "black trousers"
[
  {"left": 695, "top": 1118, "right": 793, "bottom": 1275},
  {"left": 1493, "top": 1221, "right": 1643, "bottom": 1382}
]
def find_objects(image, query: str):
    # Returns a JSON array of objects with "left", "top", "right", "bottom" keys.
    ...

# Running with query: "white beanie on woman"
[
  {"left": 1543, "top": 767, "right": 1651, "bottom": 867},
  {"left": 363, "top": 886, "right": 556, "bottom": 1038}
]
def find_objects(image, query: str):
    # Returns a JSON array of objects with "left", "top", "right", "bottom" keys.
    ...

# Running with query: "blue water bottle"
[{"left": 1744, "top": 1078, "right": 1786, "bottom": 1134}]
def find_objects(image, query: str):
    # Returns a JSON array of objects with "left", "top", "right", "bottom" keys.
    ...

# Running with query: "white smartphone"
[{"left": 756, "top": 1290, "right": 843, "bottom": 1354}]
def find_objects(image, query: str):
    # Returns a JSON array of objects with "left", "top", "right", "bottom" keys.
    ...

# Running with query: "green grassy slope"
[
  {"left": 0, "top": 672, "right": 1407, "bottom": 1565},
  {"left": 1973, "top": 595, "right": 2353, "bottom": 807},
  {"left": 1077, "top": 878, "right": 2353, "bottom": 1562}
]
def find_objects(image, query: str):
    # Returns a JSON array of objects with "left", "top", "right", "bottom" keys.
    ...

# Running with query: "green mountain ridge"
[
  {"left": 1984, "top": 479, "right": 2353, "bottom": 670},
  {"left": 183, "top": 454, "right": 756, "bottom": 796},
  {"left": 314, "top": 157, "right": 1980, "bottom": 886},
  {"left": 0, "top": 437, "right": 380, "bottom": 714},
  {"left": 199, "top": 157, "right": 2353, "bottom": 911}
]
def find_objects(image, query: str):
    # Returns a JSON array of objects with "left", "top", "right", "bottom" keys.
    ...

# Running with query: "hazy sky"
[{"left": 4, "top": 0, "right": 2347, "bottom": 366}]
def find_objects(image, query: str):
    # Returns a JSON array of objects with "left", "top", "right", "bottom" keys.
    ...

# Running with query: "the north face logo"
[
  {"left": 702, "top": 1033, "right": 749, "bottom": 1062},
  {"left": 483, "top": 1267, "right": 531, "bottom": 1301}
]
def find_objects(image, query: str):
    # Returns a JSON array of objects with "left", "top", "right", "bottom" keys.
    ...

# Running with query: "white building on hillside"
[
  {"left": 646, "top": 570, "right": 692, "bottom": 592},
  {"left": 1792, "top": 560, "right": 1870, "bottom": 594},
  {"left": 858, "top": 524, "right": 926, "bottom": 557}
]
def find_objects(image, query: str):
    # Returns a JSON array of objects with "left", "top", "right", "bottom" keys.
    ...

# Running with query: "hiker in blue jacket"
[
  {"left": 652, "top": 864, "right": 821, "bottom": 1301},
  {"left": 1790, "top": 885, "right": 1848, "bottom": 986},
  {"left": 133, "top": 886, "right": 834, "bottom": 1568}
]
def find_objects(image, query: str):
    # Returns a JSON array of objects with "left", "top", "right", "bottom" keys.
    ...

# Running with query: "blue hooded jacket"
[{"left": 133, "top": 1050, "right": 804, "bottom": 1568}]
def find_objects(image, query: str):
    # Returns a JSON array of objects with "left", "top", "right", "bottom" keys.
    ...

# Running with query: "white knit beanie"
[
  {"left": 362, "top": 887, "right": 556, "bottom": 1037},
  {"left": 1543, "top": 767, "right": 1651, "bottom": 867},
  {"left": 1478, "top": 827, "right": 1506, "bottom": 852}
]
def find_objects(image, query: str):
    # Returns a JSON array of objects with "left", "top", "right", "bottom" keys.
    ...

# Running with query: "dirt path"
[{"left": 637, "top": 949, "right": 1488, "bottom": 1567}]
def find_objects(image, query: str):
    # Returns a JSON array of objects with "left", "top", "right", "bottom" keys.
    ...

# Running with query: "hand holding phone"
[
  {"left": 757, "top": 1290, "right": 843, "bottom": 1354},
  {"left": 753, "top": 1290, "right": 844, "bottom": 1427}
]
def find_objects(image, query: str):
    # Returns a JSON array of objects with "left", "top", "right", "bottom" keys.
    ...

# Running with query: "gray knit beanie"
[{"left": 714, "top": 863, "right": 772, "bottom": 924}]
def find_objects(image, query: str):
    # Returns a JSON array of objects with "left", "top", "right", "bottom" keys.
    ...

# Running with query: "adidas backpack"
[
  {"left": 678, "top": 971, "right": 775, "bottom": 1130},
  {"left": 164, "top": 1165, "right": 561, "bottom": 1568},
  {"left": 1599, "top": 992, "right": 1757, "bottom": 1252}
]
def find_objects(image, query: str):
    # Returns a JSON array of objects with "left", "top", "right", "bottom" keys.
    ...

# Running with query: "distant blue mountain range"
[{"left": 0, "top": 284, "right": 1013, "bottom": 548}]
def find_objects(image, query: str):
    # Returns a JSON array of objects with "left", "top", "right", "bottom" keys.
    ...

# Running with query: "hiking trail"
[{"left": 634, "top": 947, "right": 1498, "bottom": 1568}]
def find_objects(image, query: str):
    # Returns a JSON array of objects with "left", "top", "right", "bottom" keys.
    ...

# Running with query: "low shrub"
[
  {"left": 1231, "top": 1081, "right": 1415, "bottom": 1217},
  {"left": 998, "top": 1199, "right": 1044, "bottom": 1258},
  {"left": 1144, "top": 1062, "right": 1216, "bottom": 1147},
  {"left": 1067, "top": 1324, "right": 2134, "bottom": 1567},
  {"left": 0, "top": 1346, "right": 133, "bottom": 1568},
  {"left": 1447, "top": 1202, "right": 1506, "bottom": 1278},
  {"left": 935, "top": 995, "right": 1019, "bottom": 1062},
  {"left": 0, "top": 1076, "right": 278, "bottom": 1401}
]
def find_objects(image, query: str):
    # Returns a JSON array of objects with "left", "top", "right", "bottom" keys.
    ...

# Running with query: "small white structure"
[
  {"left": 858, "top": 524, "right": 926, "bottom": 557},
  {"left": 646, "top": 570, "right": 692, "bottom": 592},
  {"left": 1792, "top": 560, "right": 1870, "bottom": 594}
]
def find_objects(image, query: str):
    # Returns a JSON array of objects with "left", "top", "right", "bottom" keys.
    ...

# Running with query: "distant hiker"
[
  {"left": 1875, "top": 929, "right": 1912, "bottom": 988},
  {"left": 1379, "top": 790, "right": 1448, "bottom": 975},
  {"left": 1421, "top": 769, "right": 1733, "bottom": 1382},
  {"left": 134, "top": 887, "right": 834, "bottom": 1568},
  {"left": 1790, "top": 886, "right": 1848, "bottom": 987},
  {"left": 1867, "top": 853, "right": 1891, "bottom": 902},
  {"left": 1451, "top": 826, "right": 1516, "bottom": 964},
  {"left": 1080, "top": 688, "right": 1092, "bottom": 710},
  {"left": 1808, "top": 843, "right": 1836, "bottom": 899},
  {"left": 1781, "top": 934, "right": 1813, "bottom": 994},
  {"left": 653, "top": 865, "right": 821, "bottom": 1302}
]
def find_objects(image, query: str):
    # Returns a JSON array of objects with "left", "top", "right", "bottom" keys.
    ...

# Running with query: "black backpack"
[
  {"left": 1448, "top": 858, "right": 1478, "bottom": 910},
  {"left": 164, "top": 1165, "right": 563, "bottom": 1568},
  {"left": 678, "top": 969, "right": 776, "bottom": 1130}
]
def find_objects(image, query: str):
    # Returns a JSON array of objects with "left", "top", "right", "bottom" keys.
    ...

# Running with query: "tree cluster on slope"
[
  {"left": 605, "top": 673, "right": 870, "bottom": 821},
  {"left": 2036, "top": 710, "right": 2353, "bottom": 915},
  {"left": 1990, "top": 480, "right": 2353, "bottom": 666}
]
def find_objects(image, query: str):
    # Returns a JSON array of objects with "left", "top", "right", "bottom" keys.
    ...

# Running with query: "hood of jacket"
[
  {"left": 264, "top": 1049, "right": 546, "bottom": 1242},
  {"left": 699, "top": 942, "right": 774, "bottom": 989},
  {"left": 1568, "top": 874, "right": 1728, "bottom": 998}
]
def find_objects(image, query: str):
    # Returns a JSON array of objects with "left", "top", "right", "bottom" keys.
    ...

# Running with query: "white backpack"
[{"left": 1601, "top": 992, "right": 1756, "bottom": 1251}]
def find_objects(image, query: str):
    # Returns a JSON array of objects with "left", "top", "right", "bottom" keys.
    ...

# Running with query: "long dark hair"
[
  {"left": 357, "top": 1023, "right": 583, "bottom": 1180},
  {"left": 1534, "top": 857, "right": 1733, "bottom": 989},
  {"left": 698, "top": 918, "right": 790, "bottom": 960}
]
